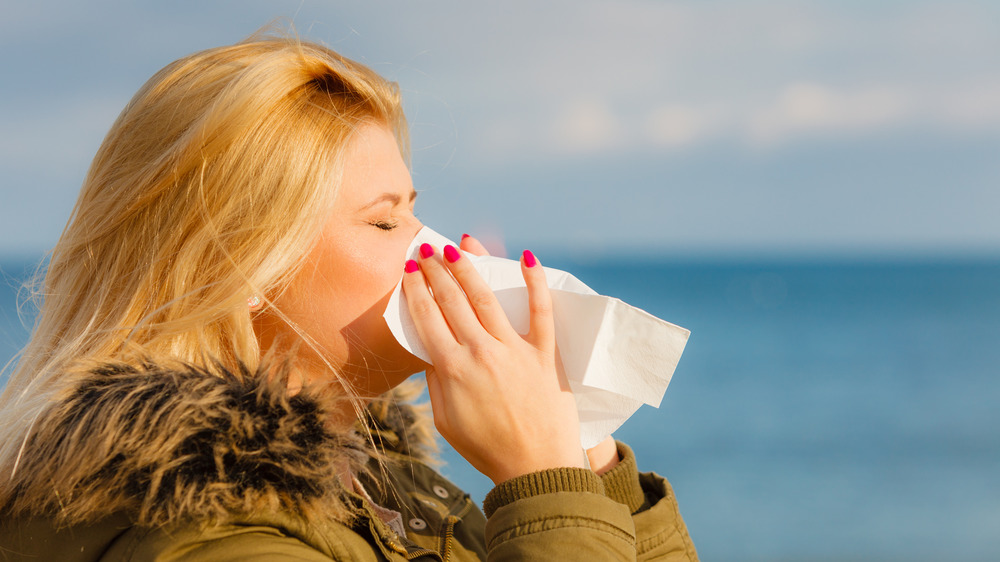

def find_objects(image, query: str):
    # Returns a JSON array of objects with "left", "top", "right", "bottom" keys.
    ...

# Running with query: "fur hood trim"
[{"left": 0, "top": 361, "right": 436, "bottom": 528}]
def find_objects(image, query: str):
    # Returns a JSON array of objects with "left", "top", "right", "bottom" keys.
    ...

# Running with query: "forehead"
[{"left": 336, "top": 123, "right": 412, "bottom": 208}]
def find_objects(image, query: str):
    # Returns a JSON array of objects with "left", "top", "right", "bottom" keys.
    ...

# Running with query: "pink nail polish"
[
  {"left": 419, "top": 243, "right": 434, "bottom": 259},
  {"left": 404, "top": 259, "right": 419, "bottom": 273},
  {"left": 522, "top": 249, "right": 537, "bottom": 268},
  {"left": 461, "top": 233, "right": 470, "bottom": 240},
  {"left": 444, "top": 245, "right": 461, "bottom": 263}
]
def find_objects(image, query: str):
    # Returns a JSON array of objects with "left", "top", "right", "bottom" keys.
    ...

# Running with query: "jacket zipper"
[
  {"left": 401, "top": 546, "right": 439, "bottom": 560},
  {"left": 439, "top": 500, "right": 474, "bottom": 562},
  {"left": 439, "top": 515, "right": 459, "bottom": 562}
]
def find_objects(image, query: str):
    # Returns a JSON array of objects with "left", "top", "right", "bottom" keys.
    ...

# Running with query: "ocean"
[{"left": 2, "top": 256, "right": 998, "bottom": 561}]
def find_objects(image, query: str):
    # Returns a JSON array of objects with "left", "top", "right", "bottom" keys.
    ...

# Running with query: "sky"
[{"left": 2, "top": 0, "right": 999, "bottom": 258}]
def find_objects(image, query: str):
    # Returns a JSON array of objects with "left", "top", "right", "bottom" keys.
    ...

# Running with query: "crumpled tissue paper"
[{"left": 383, "top": 226, "right": 690, "bottom": 449}]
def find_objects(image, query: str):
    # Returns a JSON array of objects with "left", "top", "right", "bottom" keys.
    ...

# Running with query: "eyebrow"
[{"left": 357, "top": 189, "right": 418, "bottom": 211}]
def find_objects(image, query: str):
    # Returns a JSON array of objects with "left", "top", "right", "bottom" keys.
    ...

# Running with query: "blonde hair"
[{"left": 0, "top": 34, "right": 408, "bottom": 475}]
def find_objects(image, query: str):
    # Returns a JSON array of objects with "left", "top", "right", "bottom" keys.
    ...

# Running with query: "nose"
[{"left": 409, "top": 216, "right": 424, "bottom": 237}]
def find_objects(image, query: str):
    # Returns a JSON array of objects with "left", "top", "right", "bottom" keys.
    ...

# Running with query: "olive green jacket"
[{"left": 0, "top": 363, "right": 697, "bottom": 560}]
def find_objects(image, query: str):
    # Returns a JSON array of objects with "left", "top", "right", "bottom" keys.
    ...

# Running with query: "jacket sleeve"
[
  {"left": 482, "top": 468, "right": 639, "bottom": 560},
  {"left": 599, "top": 442, "right": 699, "bottom": 561},
  {"left": 481, "top": 443, "right": 698, "bottom": 562}
]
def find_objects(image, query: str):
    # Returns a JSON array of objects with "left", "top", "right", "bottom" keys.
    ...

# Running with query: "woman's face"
[{"left": 255, "top": 123, "right": 427, "bottom": 396}]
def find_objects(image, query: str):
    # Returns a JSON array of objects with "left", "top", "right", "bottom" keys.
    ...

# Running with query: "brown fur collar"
[{"left": 0, "top": 361, "right": 436, "bottom": 528}]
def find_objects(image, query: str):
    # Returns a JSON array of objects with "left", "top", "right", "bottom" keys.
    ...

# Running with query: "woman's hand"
[
  {"left": 457, "top": 234, "right": 622, "bottom": 476},
  {"left": 401, "top": 242, "right": 584, "bottom": 484}
]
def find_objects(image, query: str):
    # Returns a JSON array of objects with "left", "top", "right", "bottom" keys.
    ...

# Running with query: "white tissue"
[{"left": 383, "top": 226, "right": 690, "bottom": 449}]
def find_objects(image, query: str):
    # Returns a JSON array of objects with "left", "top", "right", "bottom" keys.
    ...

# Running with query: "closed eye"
[{"left": 370, "top": 219, "right": 399, "bottom": 231}]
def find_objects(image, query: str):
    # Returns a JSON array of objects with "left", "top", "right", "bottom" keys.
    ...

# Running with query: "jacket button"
[
  {"left": 408, "top": 518, "right": 427, "bottom": 531},
  {"left": 433, "top": 485, "right": 449, "bottom": 499}
]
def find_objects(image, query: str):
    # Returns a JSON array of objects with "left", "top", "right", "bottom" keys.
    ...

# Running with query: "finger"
[
  {"left": 416, "top": 243, "right": 487, "bottom": 345},
  {"left": 521, "top": 249, "right": 555, "bottom": 352},
  {"left": 401, "top": 258, "right": 460, "bottom": 360},
  {"left": 459, "top": 233, "right": 490, "bottom": 257},
  {"left": 442, "top": 244, "right": 518, "bottom": 340}
]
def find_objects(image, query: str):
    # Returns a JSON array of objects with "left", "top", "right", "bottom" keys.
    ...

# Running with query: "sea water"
[{"left": 2, "top": 256, "right": 998, "bottom": 561}]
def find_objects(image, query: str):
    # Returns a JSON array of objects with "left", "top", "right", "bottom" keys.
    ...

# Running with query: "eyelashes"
[
  {"left": 370, "top": 219, "right": 399, "bottom": 231},
  {"left": 369, "top": 208, "right": 417, "bottom": 232}
]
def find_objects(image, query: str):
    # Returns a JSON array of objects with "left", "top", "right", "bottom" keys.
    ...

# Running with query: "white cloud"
[
  {"left": 431, "top": 0, "right": 1000, "bottom": 161},
  {"left": 472, "top": 71, "right": 1000, "bottom": 159},
  {"left": 645, "top": 104, "right": 718, "bottom": 148},
  {"left": 740, "top": 76, "right": 1000, "bottom": 147},
  {"left": 543, "top": 98, "right": 625, "bottom": 155},
  {"left": 746, "top": 83, "right": 912, "bottom": 146}
]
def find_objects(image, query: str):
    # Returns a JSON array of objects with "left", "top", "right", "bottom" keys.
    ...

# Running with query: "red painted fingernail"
[
  {"left": 522, "top": 249, "right": 537, "bottom": 268},
  {"left": 444, "top": 245, "right": 461, "bottom": 263},
  {"left": 419, "top": 243, "right": 434, "bottom": 259},
  {"left": 461, "top": 233, "right": 470, "bottom": 240},
  {"left": 404, "top": 259, "right": 419, "bottom": 273}
]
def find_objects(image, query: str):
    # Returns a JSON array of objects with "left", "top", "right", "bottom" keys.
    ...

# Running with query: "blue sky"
[{"left": 2, "top": 0, "right": 999, "bottom": 257}]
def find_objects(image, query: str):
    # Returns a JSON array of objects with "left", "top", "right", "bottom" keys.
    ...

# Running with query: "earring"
[{"left": 247, "top": 295, "right": 262, "bottom": 310}]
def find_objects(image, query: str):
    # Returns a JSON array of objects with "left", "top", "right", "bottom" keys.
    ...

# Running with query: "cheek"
[
  {"left": 340, "top": 242, "right": 404, "bottom": 302},
  {"left": 275, "top": 241, "right": 371, "bottom": 332},
  {"left": 346, "top": 244, "right": 413, "bottom": 344},
  {"left": 320, "top": 241, "right": 407, "bottom": 349}
]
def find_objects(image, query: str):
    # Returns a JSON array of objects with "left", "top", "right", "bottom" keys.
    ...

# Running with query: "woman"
[{"left": 0, "top": 34, "right": 698, "bottom": 560}]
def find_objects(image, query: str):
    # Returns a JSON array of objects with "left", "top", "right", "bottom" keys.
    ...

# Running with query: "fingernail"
[
  {"left": 444, "top": 245, "right": 461, "bottom": 263},
  {"left": 461, "top": 233, "right": 470, "bottom": 240},
  {"left": 419, "top": 243, "right": 434, "bottom": 259},
  {"left": 522, "top": 249, "right": 537, "bottom": 268},
  {"left": 404, "top": 259, "right": 419, "bottom": 273}
]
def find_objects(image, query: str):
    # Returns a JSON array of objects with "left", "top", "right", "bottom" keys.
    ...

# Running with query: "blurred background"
[{"left": 1, "top": 1, "right": 998, "bottom": 560}]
